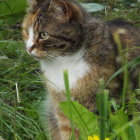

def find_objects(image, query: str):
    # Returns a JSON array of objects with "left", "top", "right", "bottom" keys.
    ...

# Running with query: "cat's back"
[
  {"left": 107, "top": 19, "right": 140, "bottom": 88},
  {"left": 107, "top": 19, "right": 140, "bottom": 61}
]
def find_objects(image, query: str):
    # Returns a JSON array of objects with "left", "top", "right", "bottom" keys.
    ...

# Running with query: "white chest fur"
[{"left": 40, "top": 50, "right": 90, "bottom": 91}]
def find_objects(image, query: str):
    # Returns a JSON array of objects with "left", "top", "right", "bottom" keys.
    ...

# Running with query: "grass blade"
[
  {"left": 98, "top": 79, "right": 109, "bottom": 140},
  {"left": 63, "top": 70, "right": 75, "bottom": 140},
  {"left": 127, "top": 123, "right": 137, "bottom": 140}
]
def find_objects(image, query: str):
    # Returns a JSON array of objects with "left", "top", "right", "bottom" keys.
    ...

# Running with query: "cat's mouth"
[{"left": 26, "top": 48, "right": 47, "bottom": 59}]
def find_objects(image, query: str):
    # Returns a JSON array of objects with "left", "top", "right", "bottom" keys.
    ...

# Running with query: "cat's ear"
[
  {"left": 27, "top": 0, "right": 44, "bottom": 7},
  {"left": 49, "top": 0, "right": 83, "bottom": 22}
]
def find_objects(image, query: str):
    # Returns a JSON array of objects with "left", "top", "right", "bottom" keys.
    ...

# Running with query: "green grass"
[
  {"left": 0, "top": 0, "right": 140, "bottom": 140},
  {"left": 0, "top": 41, "right": 46, "bottom": 139},
  {"left": 62, "top": 71, "right": 140, "bottom": 140},
  {"left": 0, "top": 18, "right": 46, "bottom": 139}
]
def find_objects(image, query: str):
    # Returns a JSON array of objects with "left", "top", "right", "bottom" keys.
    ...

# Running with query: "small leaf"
[
  {"left": 0, "top": 0, "right": 26, "bottom": 17},
  {"left": 80, "top": 3, "right": 105, "bottom": 12},
  {"left": 110, "top": 109, "right": 128, "bottom": 140},
  {"left": 0, "top": 0, "right": 26, "bottom": 25},
  {"left": 60, "top": 101, "right": 99, "bottom": 139},
  {"left": 127, "top": 123, "right": 137, "bottom": 140}
]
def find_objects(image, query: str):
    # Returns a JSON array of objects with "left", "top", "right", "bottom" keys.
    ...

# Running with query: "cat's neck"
[{"left": 40, "top": 49, "right": 90, "bottom": 91}]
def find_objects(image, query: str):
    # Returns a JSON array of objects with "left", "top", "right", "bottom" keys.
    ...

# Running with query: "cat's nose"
[{"left": 26, "top": 46, "right": 34, "bottom": 54}]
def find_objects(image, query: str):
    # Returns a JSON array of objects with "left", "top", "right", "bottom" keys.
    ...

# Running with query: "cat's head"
[{"left": 22, "top": 0, "right": 89, "bottom": 59}]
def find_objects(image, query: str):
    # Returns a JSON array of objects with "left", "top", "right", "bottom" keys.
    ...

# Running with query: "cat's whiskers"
[
  {"left": 46, "top": 54, "right": 57, "bottom": 61},
  {"left": 47, "top": 51, "right": 60, "bottom": 57}
]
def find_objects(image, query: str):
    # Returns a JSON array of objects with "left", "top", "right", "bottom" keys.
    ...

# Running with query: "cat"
[{"left": 22, "top": 0, "right": 140, "bottom": 139}]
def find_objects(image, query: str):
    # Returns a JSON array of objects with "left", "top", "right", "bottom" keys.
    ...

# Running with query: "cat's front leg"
[
  {"left": 55, "top": 111, "right": 79, "bottom": 140},
  {"left": 46, "top": 96, "right": 78, "bottom": 140}
]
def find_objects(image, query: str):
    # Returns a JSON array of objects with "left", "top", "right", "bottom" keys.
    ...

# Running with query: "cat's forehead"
[{"left": 24, "top": 11, "right": 47, "bottom": 30}]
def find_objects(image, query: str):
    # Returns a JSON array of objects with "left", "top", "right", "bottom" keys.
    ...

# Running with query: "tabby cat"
[{"left": 22, "top": 0, "right": 140, "bottom": 139}]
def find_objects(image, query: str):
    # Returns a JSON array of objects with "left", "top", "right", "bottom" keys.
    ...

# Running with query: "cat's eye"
[{"left": 39, "top": 32, "right": 49, "bottom": 39}]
